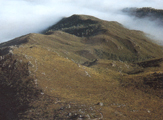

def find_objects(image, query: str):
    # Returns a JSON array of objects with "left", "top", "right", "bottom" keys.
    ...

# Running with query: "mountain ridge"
[
  {"left": 0, "top": 14, "right": 163, "bottom": 119},
  {"left": 43, "top": 14, "right": 163, "bottom": 62}
]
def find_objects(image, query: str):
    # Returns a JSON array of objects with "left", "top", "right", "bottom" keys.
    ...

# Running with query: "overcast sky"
[{"left": 0, "top": 0, "right": 163, "bottom": 43}]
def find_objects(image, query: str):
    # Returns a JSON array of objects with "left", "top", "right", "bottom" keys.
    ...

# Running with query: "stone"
[
  {"left": 68, "top": 104, "right": 71, "bottom": 108},
  {"left": 68, "top": 113, "right": 72, "bottom": 116},
  {"left": 96, "top": 102, "right": 104, "bottom": 106}
]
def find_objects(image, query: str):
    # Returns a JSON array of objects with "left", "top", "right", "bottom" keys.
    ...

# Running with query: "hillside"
[
  {"left": 0, "top": 14, "right": 163, "bottom": 120},
  {"left": 44, "top": 14, "right": 163, "bottom": 62}
]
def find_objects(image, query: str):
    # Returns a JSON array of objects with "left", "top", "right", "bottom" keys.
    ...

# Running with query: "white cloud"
[{"left": 0, "top": 0, "right": 163, "bottom": 43}]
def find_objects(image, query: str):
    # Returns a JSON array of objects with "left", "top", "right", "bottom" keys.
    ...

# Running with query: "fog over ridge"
[{"left": 0, "top": 0, "right": 163, "bottom": 43}]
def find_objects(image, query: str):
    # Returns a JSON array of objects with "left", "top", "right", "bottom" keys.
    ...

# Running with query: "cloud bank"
[{"left": 0, "top": 0, "right": 163, "bottom": 43}]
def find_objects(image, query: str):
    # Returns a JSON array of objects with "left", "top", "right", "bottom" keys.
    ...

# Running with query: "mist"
[{"left": 0, "top": 0, "right": 163, "bottom": 43}]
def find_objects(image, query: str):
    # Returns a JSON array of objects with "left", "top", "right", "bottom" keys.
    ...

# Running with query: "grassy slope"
[
  {"left": 45, "top": 14, "right": 163, "bottom": 62},
  {"left": 0, "top": 15, "right": 163, "bottom": 119}
]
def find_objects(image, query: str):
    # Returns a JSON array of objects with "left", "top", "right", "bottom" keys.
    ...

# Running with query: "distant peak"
[
  {"left": 44, "top": 14, "right": 105, "bottom": 37},
  {"left": 68, "top": 14, "right": 101, "bottom": 21},
  {"left": 122, "top": 7, "right": 163, "bottom": 20}
]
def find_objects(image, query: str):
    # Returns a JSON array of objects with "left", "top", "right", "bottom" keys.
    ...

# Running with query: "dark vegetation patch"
[
  {"left": 82, "top": 59, "right": 98, "bottom": 67},
  {"left": 120, "top": 72, "right": 163, "bottom": 98},
  {"left": 144, "top": 72, "right": 163, "bottom": 90},
  {"left": 0, "top": 35, "right": 29, "bottom": 48},
  {"left": 137, "top": 58, "right": 163, "bottom": 68},
  {"left": 44, "top": 15, "right": 107, "bottom": 37},
  {"left": 0, "top": 47, "right": 11, "bottom": 56},
  {"left": 0, "top": 54, "right": 41, "bottom": 119},
  {"left": 126, "top": 69, "right": 144, "bottom": 75}
]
